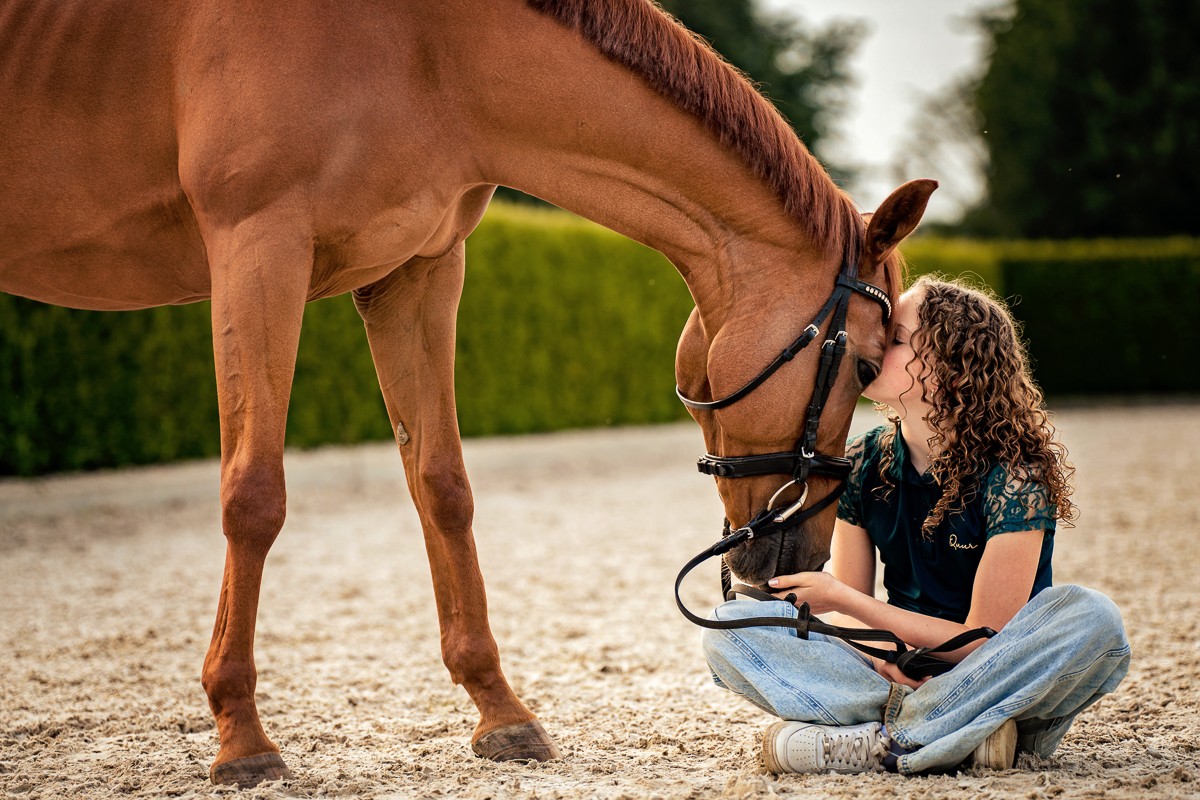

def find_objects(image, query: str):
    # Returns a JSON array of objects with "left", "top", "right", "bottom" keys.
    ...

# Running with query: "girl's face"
[{"left": 862, "top": 286, "right": 931, "bottom": 414}]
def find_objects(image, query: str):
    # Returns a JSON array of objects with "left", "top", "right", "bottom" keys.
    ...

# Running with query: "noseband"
[{"left": 673, "top": 256, "right": 994, "bottom": 680}]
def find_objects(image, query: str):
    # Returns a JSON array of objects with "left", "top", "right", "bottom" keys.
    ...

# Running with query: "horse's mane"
[{"left": 526, "top": 0, "right": 864, "bottom": 263}]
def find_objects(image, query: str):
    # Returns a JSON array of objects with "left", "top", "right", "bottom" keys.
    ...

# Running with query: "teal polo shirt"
[{"left": 836, "top": 424, "right": 1055, "bottom": 624}]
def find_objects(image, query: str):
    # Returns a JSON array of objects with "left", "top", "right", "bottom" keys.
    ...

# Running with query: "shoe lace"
[{"left": 822, "top": 727, "right": 889, "bottom": 772}]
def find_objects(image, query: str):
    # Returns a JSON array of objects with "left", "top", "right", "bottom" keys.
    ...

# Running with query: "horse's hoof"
[
  {"left": 472, "top": 720, "right": 562, "bottom": 762},
  {"left": 209, "top": 752, "right": 293, "bottom": 788}
]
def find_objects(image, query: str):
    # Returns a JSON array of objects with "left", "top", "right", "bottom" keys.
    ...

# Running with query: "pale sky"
[{"left": 763, "top": 0, "right": 1002, "bottom": 221}]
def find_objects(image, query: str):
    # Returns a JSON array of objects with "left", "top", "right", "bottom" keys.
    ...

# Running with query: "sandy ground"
[{"left": 1, "top": 402, "right": 1198, "bottom": 800}]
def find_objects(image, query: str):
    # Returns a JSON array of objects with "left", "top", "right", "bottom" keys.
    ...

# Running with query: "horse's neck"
[{"left": 448, "top": 1, "right": 835, "bottom": 325}]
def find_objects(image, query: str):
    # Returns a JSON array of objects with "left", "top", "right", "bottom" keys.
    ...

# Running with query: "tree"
[
  {"left": 657, "top": 0, "right": 863, "bottom": 173},
  {"left": 963, "top": 0, "right": 1200, "bottom": 238},
  {"left": 890, "top": 77, "right": 990, "bottom": 232}
]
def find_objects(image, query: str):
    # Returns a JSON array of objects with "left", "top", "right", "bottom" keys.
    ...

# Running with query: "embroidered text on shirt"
[{"left": 948, "top": 534, "right": 979, "bottom": 551}]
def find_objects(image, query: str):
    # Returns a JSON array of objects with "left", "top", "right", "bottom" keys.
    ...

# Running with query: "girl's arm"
[
  {"left": 772, "top": 528, "right": 1045, "bottom": 663},
  {"left": 828, "top": 518, "right": 875, "bottom": 596},
  {"left": 962, "top": 528, "right": 1043, "bottom": 633}
]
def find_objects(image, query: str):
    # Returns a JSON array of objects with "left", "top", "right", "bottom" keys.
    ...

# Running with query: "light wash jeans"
[{"left": 702, "top": 584, "right": 1131, "bottom": 774}]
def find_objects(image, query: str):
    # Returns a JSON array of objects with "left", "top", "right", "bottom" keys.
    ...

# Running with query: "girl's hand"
[
  {"left": 767, "top": 571, "right": 849, "bottom": 616},
  {"left": 873, "top": 657, "right": 930, "bottom": 689}
]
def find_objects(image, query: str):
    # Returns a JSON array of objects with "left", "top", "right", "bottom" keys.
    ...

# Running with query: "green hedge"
[
  {"left": 0, "top": 203, "right": 694, "bottom": 476},
  {"left": 3, "top": 207, "right": 1197, "bottom": 476},
  {"left": 995, "top": 239, "right": 1200, "bottom": 395},
  {"left": 455, "top": 204, "right": 694, "bottom": 435},
  {"left": 900, "top": 238, "right": 1004, "bottom": 291},
  {"left": 902, "top": 237, "right": 1200, "bottom": 395}
]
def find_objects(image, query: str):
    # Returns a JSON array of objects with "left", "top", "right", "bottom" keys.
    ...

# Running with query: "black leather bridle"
[
  {"left": 675, "top": 254, "right": 891, "bottom": 548},
  {"left": 673, "top": 255, "right": 994, "bottom": 680}
]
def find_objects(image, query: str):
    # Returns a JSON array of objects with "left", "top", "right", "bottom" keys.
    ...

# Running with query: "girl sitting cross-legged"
[{"left": 702, "top": 276, "right": 1130, "bottom": 775}]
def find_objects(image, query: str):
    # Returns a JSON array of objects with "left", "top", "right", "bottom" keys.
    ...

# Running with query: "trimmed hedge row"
[
  {"left": 900, "top": 238, "right": 1004, "bottom": 291},
  {"left": 0, "top": 203, "right": 695, "bottom": 476},
  {"left": 995, "top": 239, "right": 1200, "bottom": 395},
  {"left": 2, "top": 204, "right": 1197, "bottom": 476},
  {"left": 902, "top": 237, "right": 1200, "bottom": 395},
  {"left": 454, "top": 205, "right": 695, "bottom": 435}
]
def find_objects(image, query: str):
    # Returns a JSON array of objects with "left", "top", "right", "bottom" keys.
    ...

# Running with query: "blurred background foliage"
[
  {"left": 4, "top": 210, "right": 1197, "bottom": 476},
  {"left": 3, "top": 0, "right": 1198, "bottom": 476},
  {"left": 911, "top": 0, "right": 1200, "bottom": 238},
  {"left": 656, "top": 0, "right": 864, "bottom": 183}
]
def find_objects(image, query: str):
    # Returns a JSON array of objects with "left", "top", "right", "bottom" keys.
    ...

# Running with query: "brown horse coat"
[{"left": 0, "top": 0, "right": 933, "bottom": 786}]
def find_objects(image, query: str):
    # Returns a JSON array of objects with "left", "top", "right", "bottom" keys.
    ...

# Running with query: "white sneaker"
[
  {"left": 762, "top": 720, "right": 890, "bottom": 774},
  {"left": 970, "top": 718, "right": 1017, "bottom": 770}
]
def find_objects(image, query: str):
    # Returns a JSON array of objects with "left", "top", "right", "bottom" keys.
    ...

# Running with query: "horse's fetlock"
[
  {"left": 202, "top": 661, "right": 256, "bottom": 709},
  {"left": 442, "top": 636, "right": 500, "bottom": 685}
]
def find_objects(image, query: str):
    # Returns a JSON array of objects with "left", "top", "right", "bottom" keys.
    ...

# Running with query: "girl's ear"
[{"left": 863, "top": 179, "right": 938, "bottom": 271}]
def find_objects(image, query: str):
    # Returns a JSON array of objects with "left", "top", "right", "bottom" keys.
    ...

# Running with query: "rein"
[
  {"left": 672, "top": 529, "right": 995, "bottom": 679},
  {"left": 673, "top": 256, "right": 995, "bottom": 680}
]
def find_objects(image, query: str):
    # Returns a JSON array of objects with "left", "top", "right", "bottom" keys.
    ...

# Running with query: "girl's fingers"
[
  {"left": 767, "top": 573, "right": 816, "bottom": 589},
  {"left": 877, "top": 660, "right": 927, "bottom": 689}
]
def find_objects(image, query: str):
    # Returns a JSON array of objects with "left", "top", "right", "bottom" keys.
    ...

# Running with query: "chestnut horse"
[{"left": 0, "top": 0, "right": 935, "bottom": 787}]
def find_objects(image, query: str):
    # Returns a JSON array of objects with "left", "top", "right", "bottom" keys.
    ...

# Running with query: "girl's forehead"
[{"left": 895, "top": 286, "right": 925, "bottom": 322}]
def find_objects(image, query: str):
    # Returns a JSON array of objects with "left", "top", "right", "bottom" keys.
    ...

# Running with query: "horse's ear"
[{"left": 863, "top": 179, "right": 938, "bottom": 269}]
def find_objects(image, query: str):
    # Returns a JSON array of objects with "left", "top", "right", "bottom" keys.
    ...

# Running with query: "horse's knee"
[
  {"left": 416, "top": 463, "right": 474, "bottom": 535},
  {"left": 221, "top": 461, "right": 286, "bottom": 548}
]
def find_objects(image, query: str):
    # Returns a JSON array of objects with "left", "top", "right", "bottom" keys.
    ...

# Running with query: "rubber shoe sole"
[
  {"left": 762, "top": 721, "right": 792, "bottom": 773},
  {"left": 971, "top": 718, "right": 1017, "bottom": 770}
]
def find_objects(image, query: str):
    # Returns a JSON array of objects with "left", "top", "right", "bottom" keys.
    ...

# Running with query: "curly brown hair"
[{"left": 875, "top": 276, "right": 1077, "bottom": 538}]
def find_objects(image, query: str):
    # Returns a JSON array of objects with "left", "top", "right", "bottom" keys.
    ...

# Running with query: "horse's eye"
[{"left": 856, "top": 359, "right": 880, "bottom": 387}]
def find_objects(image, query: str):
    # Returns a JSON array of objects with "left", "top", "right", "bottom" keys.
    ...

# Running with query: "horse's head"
[{"left": 676, "top": 180, "right": 936, "bottom": 584}]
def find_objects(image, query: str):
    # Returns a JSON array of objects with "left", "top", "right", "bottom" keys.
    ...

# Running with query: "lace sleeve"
[
  {"left": 836, "top": 432, "right": 870, "bottom": 527},
  {"left": 984, "top": 464, "right": 1057, "bottom": 538}
]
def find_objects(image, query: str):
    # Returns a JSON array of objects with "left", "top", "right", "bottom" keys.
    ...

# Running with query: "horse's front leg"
[
  {"left": 200, "top": 214, "right": 311, "bottom": 787},
  {"left": 354, "top": 243, "right": 561, "bottom": 762}
]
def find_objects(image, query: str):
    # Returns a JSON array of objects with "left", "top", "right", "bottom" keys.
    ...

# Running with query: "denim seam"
[
  {"left": 884, "top": 683, "right": 918, "bottom": 751},
  {"left": 718, "top": 628, "right": 841, "bottom": 724},
  {"left": 923, "top": 586, "right": 1077, "bottom": 721},
  {"left": 1046, "top": 644, "right": 1131, "bottom": 686},
  {"left": 975, "top": 642, "right": 1130, "bottom": 726},
  {"left": 991, "top": 696, "right": 1038, "bottom": 718}
]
